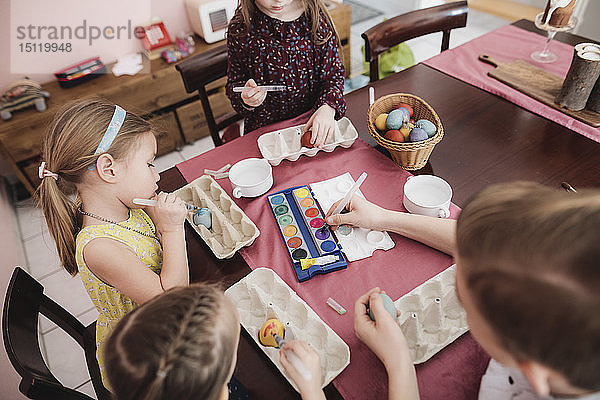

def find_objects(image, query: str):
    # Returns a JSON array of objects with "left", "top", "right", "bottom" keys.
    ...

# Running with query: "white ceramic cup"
[
  {"left": 403, "top": 175, "right": 452, "bottom": 218},
  {"left": 229, "top": 158, "right": 273, "bottom": 198}
]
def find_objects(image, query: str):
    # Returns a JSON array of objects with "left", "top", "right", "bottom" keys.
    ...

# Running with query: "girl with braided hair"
[{"left": 104, "top": 284, "right": 327, "bottom": 400}]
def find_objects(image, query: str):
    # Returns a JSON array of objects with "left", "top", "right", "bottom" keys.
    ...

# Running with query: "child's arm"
[
  {"left": 314, "top": 15, "right": 346, "bottom": 120},
  {"left": 146, "top": 192, "right": 190, "bottom": 289},
  {"left": 355, "top": 288, "right": 420, "bottom": 400},
  {"left": 279, "top": 340, "right": 326, "bottom": 400},
  {"left": 84, "top": 192, "right": 189, "bottom": 304},
  {"left": 304, "top": 14, "right": 347, "bottom": 147},
  {"left": 325, "top": 196, "right": 455, "bottom": 256},
  {"left": 225, "top": 20, "right": 265, "bottom": 114},
  {"left": 83, "top": 239, "right": 178, "bottom": 304}
]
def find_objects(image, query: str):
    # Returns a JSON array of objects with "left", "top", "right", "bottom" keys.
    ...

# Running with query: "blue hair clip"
[{"left": 88, "top": 105, "right": 126, "bottom": 171}]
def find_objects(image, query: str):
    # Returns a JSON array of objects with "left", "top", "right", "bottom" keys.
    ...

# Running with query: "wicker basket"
[{"left": 368, "top": 93, "right": 444, "bottom": 170}]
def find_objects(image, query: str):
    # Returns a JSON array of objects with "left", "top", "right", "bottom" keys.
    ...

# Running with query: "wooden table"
[{"left": 158, "top": 19, "right": 600, "bottom": 399}]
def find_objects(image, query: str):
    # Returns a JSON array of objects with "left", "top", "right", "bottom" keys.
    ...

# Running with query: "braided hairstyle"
[{"left": 104, "top": 284, "right": 240, "bottom": 400}]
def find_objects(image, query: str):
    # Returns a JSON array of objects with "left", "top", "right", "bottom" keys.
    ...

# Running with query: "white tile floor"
[{"left": 7, "top": 3, "right": 510, "bottom": 398}]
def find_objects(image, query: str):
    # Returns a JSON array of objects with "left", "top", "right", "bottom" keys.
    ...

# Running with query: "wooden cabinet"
[{"left": 0, "top": 3, "right": 351, "bottom": 194}]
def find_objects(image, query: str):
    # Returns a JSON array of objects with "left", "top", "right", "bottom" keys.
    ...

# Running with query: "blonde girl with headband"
[
  {"left": 36, "top": 98, "right": 189, "bottom": 384},
  {"left": 105, "top": 284, "right": 327, "bottom": 400},
  {"left": 226, "top": 0, "right": 346, "bottom": 147}
]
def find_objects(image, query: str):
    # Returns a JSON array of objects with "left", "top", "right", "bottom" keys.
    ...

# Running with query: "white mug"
[
  {"left": 403, "top": 175, "right": 452, "bottom": 218},
  {"left": 229, "top": 158, "right": 273, "bottom": 198}
]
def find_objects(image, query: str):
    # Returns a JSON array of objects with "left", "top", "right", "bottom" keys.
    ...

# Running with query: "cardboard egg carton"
[
  {"left": 394, "top": 265, "right": 468, "bottom": 364},
  {"left": 175, "top": 175, "right": 260, "bottom": 259},
  {"left": 310, "top": 173, "right": 395, "bottom": 261},
  {"left": 225, "top": 268, "right": 350, "bottom": 391},
  {"left": 258, "top": 117, "right": 358, "bottom": 166}
]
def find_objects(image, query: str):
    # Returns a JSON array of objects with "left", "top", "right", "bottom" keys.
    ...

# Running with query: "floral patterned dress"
[
  {"left": 75, "top": 208, "right": 162, "bottom": 386},
  {"left": 226, "top": 8, "right": 346, "bottom": 133}
]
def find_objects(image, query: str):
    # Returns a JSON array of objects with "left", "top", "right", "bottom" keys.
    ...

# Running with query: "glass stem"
[{"left": 540, "top": 31, "right": 557, "bottom": 57}]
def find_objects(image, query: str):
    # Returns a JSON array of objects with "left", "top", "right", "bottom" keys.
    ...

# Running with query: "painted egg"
[
  {"left": 415, "top": 119, "right": 437, "bottom": 138},
  {"left": 301, "top": 130, "right": 314, "bottom": 148},
  {"left": 258, "top": 318, "right": 285, "bottom": 347},
  {"left": 409, "top": 127, "right": 429, "bottom": 142},
  {"left": 399, "top": 126, "right": 412, "bottom": 140},
  {"left": 386, "top": 108, "right": 409, "bottom": 130},
  {"left": 395, "top": 102, "right": 414, "bottom": 117},
  {"left": 375, "top": 113, "right": 388, "bottom": 131},
  {"left": 384, "top": 129, "right": 404, "bottom": 143},
  {"left": 193, "top": 208, "right": 212, "bottom": 229},
  {"left": 368, "top": 293, "right": 397, "bottom": 322}
]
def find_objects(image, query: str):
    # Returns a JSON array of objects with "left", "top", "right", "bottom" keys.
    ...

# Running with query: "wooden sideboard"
[{"left": 0, "top": 2, "right": 351, "bottom": 194}]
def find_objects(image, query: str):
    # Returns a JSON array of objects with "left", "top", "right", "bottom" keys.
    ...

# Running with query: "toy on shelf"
[
  {"left": 54, "top": 57, "right": 106, "bottom": 88},
  {"left": 0, "top": 79, "right": 50, "bottom": 121},
  {"left": 267, "top": 185, "right": 347, "bottom": 282}
]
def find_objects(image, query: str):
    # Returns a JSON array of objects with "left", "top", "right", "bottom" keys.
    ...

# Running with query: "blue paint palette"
[{"left": 267, "top": 185, "right": 347, "bottom": 282}]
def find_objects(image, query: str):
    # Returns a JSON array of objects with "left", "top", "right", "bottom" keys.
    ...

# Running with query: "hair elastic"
[
  {"left": 38, "top": 161, "right": 59, "bottom": 180},
  {"left": 88, "top": 105, "right": 126, "bottom": 171}
]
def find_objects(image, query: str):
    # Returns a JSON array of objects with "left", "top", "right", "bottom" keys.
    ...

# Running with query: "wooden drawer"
[
  {"left": 150, "top": 112, "right": 185, "bottom": 156},
  {"left": 176, "top": 89, "right": 235, "bottom": 143}
]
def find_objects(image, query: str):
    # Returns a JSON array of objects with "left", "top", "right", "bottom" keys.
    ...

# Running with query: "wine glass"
[{"left": 531, "top": 12, "right": 578, "bottom": 63}]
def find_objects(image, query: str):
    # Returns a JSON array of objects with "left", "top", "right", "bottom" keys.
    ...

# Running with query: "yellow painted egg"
[
  {"left": 375, "top": 113, "right": 388, "bottom": 131},
  {"left": 258, "top": 318, "right": 285, "bottom": 347}
]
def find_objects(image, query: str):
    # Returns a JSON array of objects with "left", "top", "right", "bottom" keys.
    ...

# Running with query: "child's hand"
[
  {"left": 280, "top": 340, "right": 325, "bottom": 400},
  {"left": 354, "top": 288, "right": 413, "bottom": 372},
  {"left": 241, "top": 79, "right": 267, "bottom": 108},
  {"left": 149, "top": 192, "right": 187, "bottom": 235},
  {"left": 325, "top": 195, "right": 387, "bottom": 232},
  {"left": 304, "top": 104, "right": 336, "bottom": 148}
]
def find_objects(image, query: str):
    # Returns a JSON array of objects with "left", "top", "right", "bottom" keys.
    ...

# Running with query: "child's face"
[
  {"left": 455, "top": 257, "right": 517, "bottom": 368},
  {"left": 117, "top": 132, "right": 160, "bottom": 203},
  {"left": 255, "top": 0, "right": 300, "bottom": 19}
]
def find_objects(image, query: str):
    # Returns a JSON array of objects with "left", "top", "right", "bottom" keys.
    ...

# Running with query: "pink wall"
[{"left": 0, "top": 0, "right": 192, "bottom": 89}]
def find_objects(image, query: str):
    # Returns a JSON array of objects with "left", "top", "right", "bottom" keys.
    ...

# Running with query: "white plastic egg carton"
[
  {"left": 258, "top": 117, "right": 358, "bottom": 166},
  {"left": 310, "top": 173, "right": 395, "bottom": 261},
  {"left": 174, "top": 175, "right": 260, "bottom": 259},
  {"left": 225, "top": 268, "right": 350, "bottom": 391},
  {"left": 394, "top": 264, "right": 468, "bottom": 364}
]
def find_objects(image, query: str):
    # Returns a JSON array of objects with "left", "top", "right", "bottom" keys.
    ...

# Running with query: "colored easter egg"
[
  {"left": 368, "top": 293, "right": 397, "bottom": 322},
  {"left": 415, "top": 119, "right": 437, "bottom": 138},
  {"left": 301, "top": 130, "right": 314, "bottom": 148},
  {"left": 399, "top": 126, "right": 412, "bottom": 140},
  {"left": 395, "top": 102, "right": 414, "bottom": 117},
  {"left": 386, "top": 108, "right": 409, "bottom": 130},
  {"left": 409, "top": 127, "right": 429, "bottom": 142},
  {"left": 384, "top": 129, "right": 405, "bottom": 143},
  {"left": 375, "top": 113, "right": 388, "bottom": 131},
  {"left": 193, "top": 208, "right": 212, "bottom": 229},
  {"left": 258, "top": 318, "right": 285, "bottom": 347}
]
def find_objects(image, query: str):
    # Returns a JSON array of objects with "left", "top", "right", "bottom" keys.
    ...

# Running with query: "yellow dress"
[{"left": 75, "top": 209, "right": 162, "bottom": 386}]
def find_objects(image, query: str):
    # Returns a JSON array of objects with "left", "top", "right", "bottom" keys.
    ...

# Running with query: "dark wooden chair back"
[
  {"left": 2, "top": 267, "right": 111, "bottom": 400},
  {"left": 175, "top": 44, "right": 241, "bottom": 147},
  {"left": 362, "top": 1, "right": 468, "bottom": 82}
]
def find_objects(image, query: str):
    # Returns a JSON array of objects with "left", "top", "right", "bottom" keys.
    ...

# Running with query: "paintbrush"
[
  {"left": 320, "top": 172, "right": 367, "bottom": 233},
  {"left": 133, "top": 198, "right": 202, "bottom": 211},
  {"left": 273, "top": 333, "right": 312, "bottom": 381}
]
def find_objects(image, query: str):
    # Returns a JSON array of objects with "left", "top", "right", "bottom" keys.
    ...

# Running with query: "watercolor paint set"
[{"left": 267, "top": 186, "right": 347, "bottom": 282}]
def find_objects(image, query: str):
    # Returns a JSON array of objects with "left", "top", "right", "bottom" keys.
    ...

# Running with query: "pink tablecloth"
[
  {"left": 423, "top": 24, "right": 600, "bottom": 143},
  {"left": 176, "top": 118, "right": 489, "bottom": 399}
]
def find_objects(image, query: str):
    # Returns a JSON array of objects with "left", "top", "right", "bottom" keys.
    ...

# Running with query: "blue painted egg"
[
  {"left": 193, "top": 208, "right": 212, "bottom": 229},
  {"left": 385, "top": 108, "right": 410, "bottom": 130},
  {"left": 409, "top": 127, "right": 429, "bottom": 142},
  {"left": 415, "top": 119, "right": 437, "bottom": 138},
  {"left": 368, "top": 293, "right": 397, "bottom": 322}
]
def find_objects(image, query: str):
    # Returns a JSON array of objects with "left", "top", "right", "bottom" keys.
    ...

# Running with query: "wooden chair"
[
  {"left": 175, "top": 44, "right": 241, "bottom": 147},
  {"left": 2, "top": 267, "right": 111, "bottom": 400},
  {"left": 362, "top": 1, "right": 468, "bottom": 82}
]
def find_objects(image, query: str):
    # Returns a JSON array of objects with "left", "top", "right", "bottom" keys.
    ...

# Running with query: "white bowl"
[
  {"left": 403, "top": 175, "right": 452, "bottom": 218},
  {"left": 229, "top": 158, "right": 273, "bottom": 198}
]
